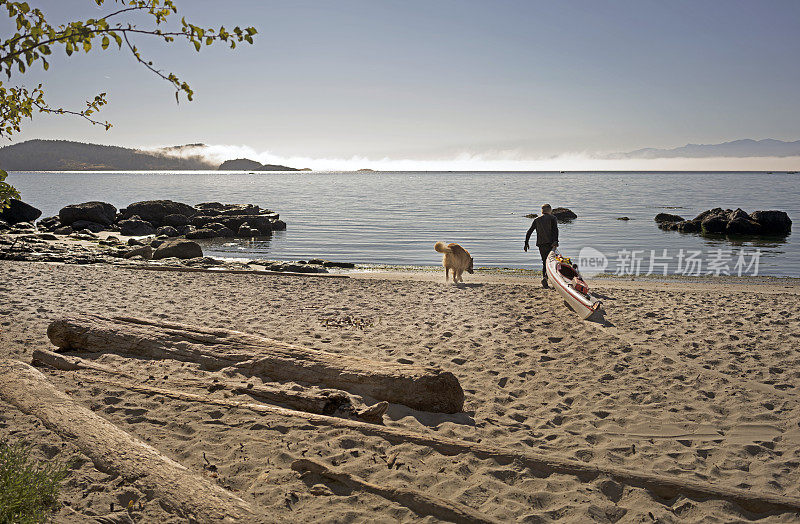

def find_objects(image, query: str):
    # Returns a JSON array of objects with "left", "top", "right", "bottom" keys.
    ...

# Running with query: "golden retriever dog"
[{"left": 434, "top": 241, "right": 474, "bottom": 283}]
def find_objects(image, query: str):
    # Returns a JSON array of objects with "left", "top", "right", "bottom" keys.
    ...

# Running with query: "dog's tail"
[{"left": 434, "top": 241, "right": 452, "bottom": 254}]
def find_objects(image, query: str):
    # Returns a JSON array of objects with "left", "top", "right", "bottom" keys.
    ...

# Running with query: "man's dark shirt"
[{"left": 525, "top": 213, "right": 559, "bottom": 246}]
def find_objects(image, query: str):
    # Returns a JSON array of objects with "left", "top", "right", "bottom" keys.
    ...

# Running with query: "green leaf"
[
  {"left": 193, "top": 40, "right": 201, "bottom": 51},
  {"left": 101, "top": 36, "right": 109, "bottom": 49}
]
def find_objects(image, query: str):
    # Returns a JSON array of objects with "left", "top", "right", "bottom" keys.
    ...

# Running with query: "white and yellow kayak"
[{"left": 546, "top": 249, "right": 602, "bottom": 320}]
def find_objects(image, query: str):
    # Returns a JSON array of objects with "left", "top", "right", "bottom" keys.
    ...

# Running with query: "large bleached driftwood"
[
  {"left": 0, "top": 360, "right": 258, "bottom": 524},
  {"left": 291, "top": 458, "right": 499, "bottom": 524},
  {"left": 32, "top": 348, "right": 387, "bottom": 424},
  {"left": 47, "top": 315, "right": 463, "bottom": 413},
  {"left": 55, "top": 373, "right": 800, "bottom": 515}
]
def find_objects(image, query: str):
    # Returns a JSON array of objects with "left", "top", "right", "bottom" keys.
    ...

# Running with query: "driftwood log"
[
  {"left": 32, "top": 348, "right": 387, "bottom": 424},
  {"left": 231, "top": 384, "right": 388, "bottom": 424},
  {"left": 47, "top": 315, "right": 463, "bottom": 413},
  {"left": 54, "top": 373, "right": 800, "bottom": 515},
  {"left": 291, "top": 458, "right": 498, "bottom": 524},
  {"left": 0, "top": 360, "right": 258, "bottom": 524}
]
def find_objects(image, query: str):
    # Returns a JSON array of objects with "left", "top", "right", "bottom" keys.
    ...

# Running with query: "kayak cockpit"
[{"left": 557, "top": 262, "right": 577, "bottom": 280}]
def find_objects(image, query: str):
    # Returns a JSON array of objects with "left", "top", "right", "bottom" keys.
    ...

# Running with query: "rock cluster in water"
[
  {"left": 24, "top": 199, "right": 287, "bottom": 238},
  {"left": 0, "top": 199, "right": 349, "bottom": 274},
  {"left": 0, "top": 198, "right": 286, "bottom": 265},
  {"left": 656, "top": 208, "right": 792, "bottom": 236}
]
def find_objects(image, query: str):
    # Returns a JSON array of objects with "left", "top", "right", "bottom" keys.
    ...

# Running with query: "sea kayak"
[{"left": 546, "top": 249, "right": 603, "bottom": 319}]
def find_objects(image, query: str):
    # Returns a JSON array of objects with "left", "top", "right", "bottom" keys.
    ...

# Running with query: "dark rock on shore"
[
  {"left": 181, "top": 256, "right": 224, "bottom": 267},
  {"left": 305, "top": 258, "right": 355, "bottom": 268},
  {"left": 59, "top": 201, "right": 117, "bottom": 226},
  {"left": 247, "top": 259, "right": 329, "bottom": 273},
  {"left": 163, "top": 213, "right": 189, "bottom": 227},
  {"left": 71, "top": 220, "right": 108, "bottom": 233},
  {"left": 658, "top": 208, "right": 791, "bottom": 237},
  {"left": 654, "top": 212, "right": 684, "bottom": 223},
  {"left": 190, "top": 213, "right": 275, "bottom": 236},
  {"left": 0, "top": 219, "right": 10, "bottom": 231},
  {"left": 156, "top": 225, "right": 180, "bottom": 237},
  {"left": 237, "top": 223, "right": 260, "bottom": 237},
  {"left": 11, "top": 222, "right": 36, "bottom": 233},
  {"left": 124, "top": 245, "right": 153, "bottom": 260},
  {"left": 616, "top": 217, "right": 631, "bottom": 221},
  {"left": 213, "top": 203, "right": 261, "bottom": 216},
  {"left": 323, "top": 261, "right": 356, "bottom": 269},
  {"left": 121, "top": 200, "right": 196, "bottom": 227},
  {"left": 152, "top": 239, "right": 203, "bottom": 260},
  {"left": 0, "top": 199, "right": 42, "bottom": 225},
  {"left": 118, "top": 217, "right": 156, "bottom": 236},
  {"left": 204, "top": 222, "right": 236, "bottom": 238},
  {"left": 37, "top": 215, "right": 61, "bottom": 231},
  {"left": 242, "top": 215, "right": 275, "bottom": 233},
  {"left": 186, "top": 228, "right": 215, "bottom": 239}
]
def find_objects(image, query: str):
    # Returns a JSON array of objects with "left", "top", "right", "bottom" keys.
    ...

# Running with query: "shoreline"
[{"left": 3, "top": 224, "right": 799, "bottom": 286}]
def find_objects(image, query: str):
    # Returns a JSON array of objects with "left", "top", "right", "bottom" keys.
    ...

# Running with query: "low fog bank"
[{"left": 147, "top": 144, "right": 800, "bottom": 172}]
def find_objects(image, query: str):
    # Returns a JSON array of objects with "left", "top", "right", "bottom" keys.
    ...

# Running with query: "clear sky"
[{"left": 3, "top": 1, "right": 800, "bottom": 169}]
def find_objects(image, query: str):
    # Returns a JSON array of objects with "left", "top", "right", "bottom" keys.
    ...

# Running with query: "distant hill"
[
  {"left": 0, "top": 140, "right": 308, "bottom": 171},
  {"left": 616, "top": 138, "right": 800, "bottom": 159},
  {"left": 218, "top": 158, "right": 305, "bottom": 171},
  {"left": 0, "top": 139, "right": 217, "bottom": 170}
]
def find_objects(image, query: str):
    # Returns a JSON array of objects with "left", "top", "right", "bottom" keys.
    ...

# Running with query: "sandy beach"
[{"left": 1, "top": 260, "right": 799, "bottom": 522}]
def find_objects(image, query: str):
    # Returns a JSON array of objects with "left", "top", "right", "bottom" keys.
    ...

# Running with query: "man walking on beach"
[{"left": 524, "top": 204, "right": 559, "bottom": 288}]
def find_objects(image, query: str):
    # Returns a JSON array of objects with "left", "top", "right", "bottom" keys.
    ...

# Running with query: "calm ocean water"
[{"left": 7, "top": 171, "right": 800, "bottom": 276}]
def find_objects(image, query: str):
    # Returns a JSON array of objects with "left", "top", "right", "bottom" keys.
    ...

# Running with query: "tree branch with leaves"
[{"left": 0, "top": 0, "right": 257, "bottom": 208}]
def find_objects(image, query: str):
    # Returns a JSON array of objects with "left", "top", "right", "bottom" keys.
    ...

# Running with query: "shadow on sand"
[{"left": 384, "top": 404, "right": 476, "bottom": 428}]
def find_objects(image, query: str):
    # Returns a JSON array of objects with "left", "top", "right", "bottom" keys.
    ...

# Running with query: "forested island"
[{"left": 0, "top": 140, "right": 305, "bottom": 171}]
